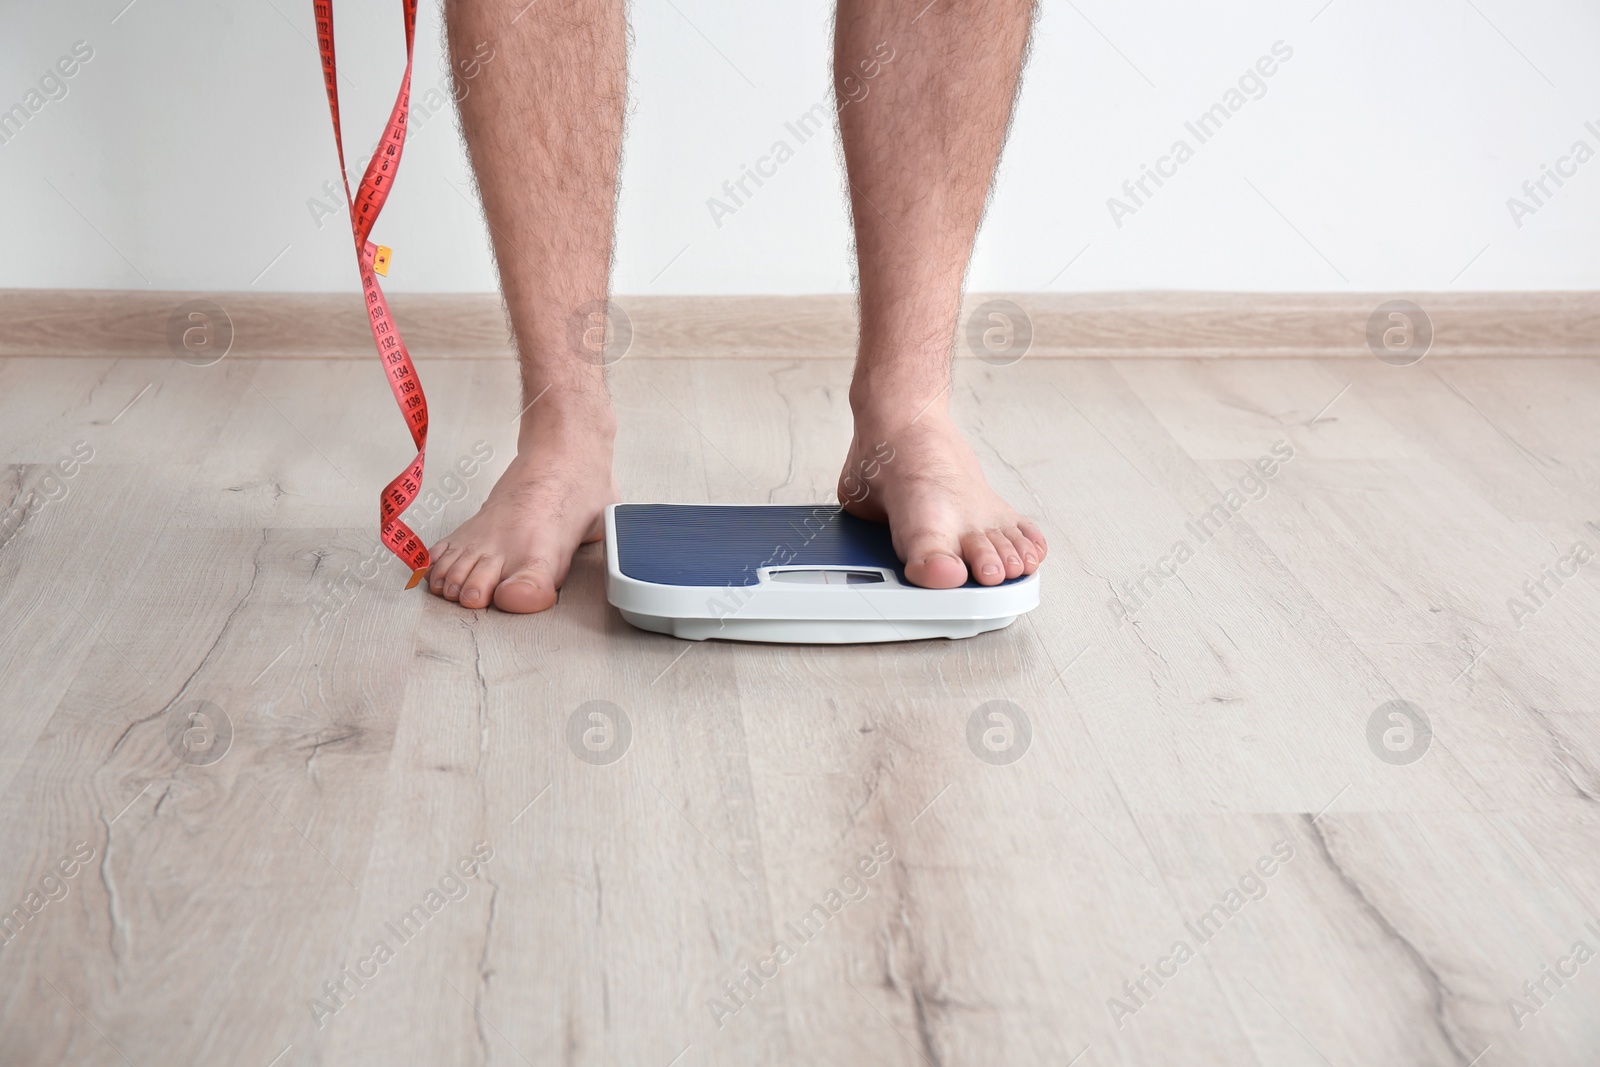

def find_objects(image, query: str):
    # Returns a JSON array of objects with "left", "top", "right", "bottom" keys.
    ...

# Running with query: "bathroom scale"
[{"left": 604, "top": 503, "right": 1039, "bottom": 643}]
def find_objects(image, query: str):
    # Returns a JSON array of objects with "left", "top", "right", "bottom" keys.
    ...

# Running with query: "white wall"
[{"left": 2, "top": 0, "right": 1596, "bottom": 294}]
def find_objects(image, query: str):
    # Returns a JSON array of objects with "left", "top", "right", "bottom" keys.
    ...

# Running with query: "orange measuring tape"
[{"left": 314, "top": 0, "right": 431, "bottom": 589}]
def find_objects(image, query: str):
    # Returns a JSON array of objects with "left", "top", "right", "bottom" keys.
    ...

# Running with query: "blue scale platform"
[{"left": 612, "top": 503, "right": 912, "bottom": 587}]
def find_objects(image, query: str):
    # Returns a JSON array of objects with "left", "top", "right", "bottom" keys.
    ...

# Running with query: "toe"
[
  {"left": 901, "top": 530, "right": 968, "bottom": 590},
  {"left": 458, "top": 555, "right": 504, "bottom": 610},
  {"left": 494, "top": 560, "right": 559, "bottom": 614},
  {"left": 961, "top": 530, "right": 1007, "bottom": 586},
  {"left": 442, "top": 552, "right": 480, "bottom": 602},
  {"left": 427, "top": 542, "right": 461, "bottom": 596},
  {"left": 988, "top": 529, "right": 1025, "bottom": 579},
  {"left": 1018, "top": 519, "right": 1049, "bottom": 562},
  {"left": 1001, "top": 526, "right": 1037, "bottom": 574}
]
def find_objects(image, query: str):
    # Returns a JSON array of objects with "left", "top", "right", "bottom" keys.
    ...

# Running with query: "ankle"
[
  {"left": 849, "top": 371, "right": 951, "bottom": 430},
  {"left": 516, "top": 387, "right": 616, "bottom": 453}
]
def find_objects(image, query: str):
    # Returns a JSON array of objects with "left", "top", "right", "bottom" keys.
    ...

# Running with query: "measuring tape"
[{"left": 313, "top": 0, "right": 431, "bottom": 589}]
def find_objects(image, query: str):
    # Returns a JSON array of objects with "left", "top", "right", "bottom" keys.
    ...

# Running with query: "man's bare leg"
[
  {"left": 431, "top": 0, "right": 624, "bottom": 612},
  {"left": 834, "top": 0, "right": 1048, "bottom": 588}
]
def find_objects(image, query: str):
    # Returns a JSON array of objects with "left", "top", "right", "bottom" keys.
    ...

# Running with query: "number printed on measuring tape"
[{"left": 313, "top": 0, "right": 432, "bottom": 588}]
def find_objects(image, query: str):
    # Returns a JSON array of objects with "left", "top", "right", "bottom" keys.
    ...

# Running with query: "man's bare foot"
[
  {"left": 840, "top": 402, "right": 1047, "bottom": 590},
  {"left": 426, "top": 403, "right": 618, "bottom": 613}
]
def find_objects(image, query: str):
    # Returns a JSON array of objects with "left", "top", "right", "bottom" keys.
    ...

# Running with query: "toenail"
[
  {"left": 982, "top": 564, "right": 1000, "bottom": 576},
  {"left": 445, "top": 583, "right": 460, "bottom": 596}
]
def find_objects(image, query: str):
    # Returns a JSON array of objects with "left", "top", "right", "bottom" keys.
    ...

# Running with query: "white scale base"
[{"left": 604, "top": 504, "right": 1039, "bottom": 644}]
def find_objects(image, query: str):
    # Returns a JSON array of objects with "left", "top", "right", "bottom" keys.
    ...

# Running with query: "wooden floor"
[{"left": 2, "top": 347, "right": 1599, "bottom": 1066}]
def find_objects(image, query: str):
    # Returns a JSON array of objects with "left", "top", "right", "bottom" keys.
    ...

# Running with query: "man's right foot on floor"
[{"left": 426, "top": 397, "right": 618, "bottom": 613}]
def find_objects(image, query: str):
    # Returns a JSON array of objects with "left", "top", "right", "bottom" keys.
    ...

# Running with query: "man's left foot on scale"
[{"left": 839, "top": 400, "right": 1048, "bottom": 589}]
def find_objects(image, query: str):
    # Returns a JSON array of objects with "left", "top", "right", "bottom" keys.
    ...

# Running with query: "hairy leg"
[
  {"left": 833, "top": 0, "right": 1047, "bottom": 588},
  {"left": 432, "top": 0, "right": 625, "bottom": 612}
]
